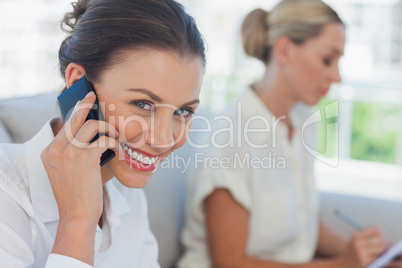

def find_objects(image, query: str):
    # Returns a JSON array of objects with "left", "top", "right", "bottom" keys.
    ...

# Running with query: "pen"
[{"left": 334, "top": 209, "right": 364, "bottom": 231}]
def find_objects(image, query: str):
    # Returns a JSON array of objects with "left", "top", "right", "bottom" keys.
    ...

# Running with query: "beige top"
[{"left": 178, "top": 87, "right": 319, "bottom": 267}]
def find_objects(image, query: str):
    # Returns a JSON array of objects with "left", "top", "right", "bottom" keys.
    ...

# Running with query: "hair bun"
[
  {"left": 241, "top": 8, "right": 269, "bottom": 62},
  {"left": 61, "top": 0, "right": 93, "bottom": 33}
]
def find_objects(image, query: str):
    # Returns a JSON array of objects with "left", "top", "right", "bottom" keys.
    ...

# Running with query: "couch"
[{"left": 1, "top": 92, "right": 402, "bottom": 268}]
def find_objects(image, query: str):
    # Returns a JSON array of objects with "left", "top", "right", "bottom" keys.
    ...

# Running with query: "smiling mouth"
[{"left": 120, "top": 142, "right": 160, "bottom": 168}]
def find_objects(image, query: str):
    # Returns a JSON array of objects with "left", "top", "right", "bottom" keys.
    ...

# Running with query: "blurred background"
[{"left": 1, "top": 0, "right": 402, "bottom": 200}]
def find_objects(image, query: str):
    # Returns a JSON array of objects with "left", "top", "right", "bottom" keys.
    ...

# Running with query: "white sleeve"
[
  {"left": 45, "top": 254, "right": 93, "bottom": 268},
  {"left": 187, "top": 147, "right": 253, "bottom": 221},
  {"left": 0, "top": 188, "right": 93, "bottom": 268},
  {"left": 0, "top": 189, "right": 35, "bottom": 267}
]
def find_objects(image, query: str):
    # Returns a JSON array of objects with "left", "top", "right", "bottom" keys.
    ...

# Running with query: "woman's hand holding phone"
[{"left": 41, "top": 92, "right": 119, "bottom": 265}]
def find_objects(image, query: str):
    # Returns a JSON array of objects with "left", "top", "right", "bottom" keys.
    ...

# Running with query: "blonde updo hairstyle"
[{"left": 241, "top": 0, "right": 343, "bottom": 63}]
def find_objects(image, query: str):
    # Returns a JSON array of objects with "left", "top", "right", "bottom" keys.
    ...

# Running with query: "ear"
[
  {"left": 272, "top": 36, "right": 294, "bottom": 66},
  {"left": 65, "top": 63, "right": 86, "bottom": 88}
]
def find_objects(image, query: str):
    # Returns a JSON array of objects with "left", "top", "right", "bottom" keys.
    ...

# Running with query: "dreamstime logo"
[{"left": 64, "top": 100, "right": 339, "bottom": 167}]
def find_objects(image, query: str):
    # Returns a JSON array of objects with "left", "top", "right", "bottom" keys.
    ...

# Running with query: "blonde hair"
[{"left": 241, "top": 0, "right": 343, "bottom": 62}]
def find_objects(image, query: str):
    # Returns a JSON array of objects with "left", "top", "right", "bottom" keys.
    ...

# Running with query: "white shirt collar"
[
  {"left": 240, "top": 87, "right": 274, "bottom": 120},
  {"left": 24, "top": 118, "right": 59, "bottom": 223},
  {"left": 104, "top": 179, "right": 131, "bottom": 228},
  {"left": 24, "top": 118, "right": 131, "bottom": 224},
  {"left": 239, "top": 87, "right": 311, "bottom": 138},
  {"left": 241, "top": 87, "right": 307, "bottom": 127}
]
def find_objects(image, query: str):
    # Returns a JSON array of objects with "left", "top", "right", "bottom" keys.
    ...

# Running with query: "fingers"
[
  {"left": 64, "top": 118, "right": 120, "bottom": 162},
  {"left": 358, "top": 228, "right": 386, "bottom": 253},
  {"left": 386, "top": 257, "right": 402, "bottom": 268},
  {"left": 88, "top": 135, "right": 119, "bottom": 156},
  {"left": 352, "top": 227, "right": 387, "bottom": 265},
  {"left": 359, "top": 226, "right": 385, "bottom": 238},
  {"left": 50, "top": 91, "right": 95, "bottom": 148},
  {"left": 44, "top": 91, "right": 120, "bottom": 165},
  {"left": 64, "top": 91, "right": 97, "bottom": 139},
  {"left": 56, "top": 92, "right": 120, "bottom": 149},
  {"left": 74, "top": 119, "right": 119, "bottom": 146},
  {"left": 355, "top": 227, "right": 385, "bottom": 245}
]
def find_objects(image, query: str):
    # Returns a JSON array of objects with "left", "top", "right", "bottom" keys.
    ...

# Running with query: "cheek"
[
  {"left": 171, "top": 119, "right": 191, "bottom": 150},
  {"left": 294, "top": 58, "right": 322, "bottom": 90},
  {"left": 116, "top": 114, "right": 150, "bottom": 142},
  {"left": 304, "top": 58, "right": 326, "bottom": 81}
]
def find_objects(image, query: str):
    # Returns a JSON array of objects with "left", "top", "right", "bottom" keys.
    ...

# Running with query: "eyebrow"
[
  {"left": 125, "top": 88, "right": 200, "bottom": 107},
  {"left": 126, "top": 88, "right": 162, "bottom": 102},
  {"left": 325, "top": 45, "right": 344, "bottom": 56},
  {"left": 182, "top": 99, "right": 200, "bottom": 107}
]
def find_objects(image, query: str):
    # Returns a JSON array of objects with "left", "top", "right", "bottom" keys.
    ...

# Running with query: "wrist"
[
  {"left": 59, "top": 210, "right": 99, "bottom": 227},
  {"left": 58, "top": 215, "right": 98, "bottom": 233},
  {"left": 52, "top": 217, "right": 98, "bottom": 266}
]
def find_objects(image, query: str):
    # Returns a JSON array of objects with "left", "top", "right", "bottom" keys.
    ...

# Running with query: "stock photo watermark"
[
  {"left": 158, "top": 152, "right": 287, "bottom": 173},
  {"left": 65, "top": 99, "right": 339, "bottom": 169}
]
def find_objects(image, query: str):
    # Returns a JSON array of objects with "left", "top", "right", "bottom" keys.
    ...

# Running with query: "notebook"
[{"left": 367, "top": 240, "right": 402, "bottom": 268}]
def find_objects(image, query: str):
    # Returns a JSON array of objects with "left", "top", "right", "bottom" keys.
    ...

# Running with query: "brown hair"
[
  {"left": 241, "top": 0, "right": 343, "bottom": 63},
  {"left": 59, "top": 0, "right": 206, "bottom": 87}
]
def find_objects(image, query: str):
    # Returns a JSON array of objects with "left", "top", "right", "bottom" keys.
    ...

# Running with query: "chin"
[
  {"left": 303, "top": 95, "right": 322, "bottom": 106},
  {"left": 105, "top": 155, "right": 157, "bottom": 188},
  {"left": 302, "top": 99, "right": 318, "bottom": 106},
  {"left": 116, "top": 174, "right": 152, "bottom": 188}
]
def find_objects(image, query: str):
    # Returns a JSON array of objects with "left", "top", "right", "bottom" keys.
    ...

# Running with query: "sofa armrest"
[{"left": 0, "top": 93, "right": 60, "bottom": 143}]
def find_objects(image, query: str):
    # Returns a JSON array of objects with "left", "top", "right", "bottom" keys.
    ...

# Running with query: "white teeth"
[
  {"left": 152, "top": 156, "right": 159, "bottom": 164},
  {"left": 122, "top": 143, "right": 158, "bottom": 165},
  {"left": 142, "top": 157, "right": 150, "bottom": 164}
]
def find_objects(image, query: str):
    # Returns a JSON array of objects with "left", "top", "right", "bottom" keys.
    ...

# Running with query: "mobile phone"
[{"left": 57, "top": 75, "right": 116, "bottom": 166}]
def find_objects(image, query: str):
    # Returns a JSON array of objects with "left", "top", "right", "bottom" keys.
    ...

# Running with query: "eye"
[
  {"left": 174, "top": 108, "right": 193, "bottom": 118},
  {"left": 323, "top": 58, "right": 332, "bottom": 67},
  {"left": 133, "top": 100, "right": 153, "bottom": 111}
]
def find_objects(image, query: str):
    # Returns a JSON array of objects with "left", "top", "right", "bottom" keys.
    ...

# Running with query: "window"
[{"left": 0, "top": 0, "right": 72, "bottom": 98}]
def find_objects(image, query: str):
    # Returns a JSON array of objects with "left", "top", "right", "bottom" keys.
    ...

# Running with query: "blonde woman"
[{"left": 178, "top": 0, "right": 400, "bottom": 267}]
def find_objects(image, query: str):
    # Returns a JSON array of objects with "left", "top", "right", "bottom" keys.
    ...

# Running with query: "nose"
[
  {"left": 148, "top": 113, "right": 175, "bottom": 152},
  {"left": 332, "top": 65, "right": 342, "bottom": 83}
]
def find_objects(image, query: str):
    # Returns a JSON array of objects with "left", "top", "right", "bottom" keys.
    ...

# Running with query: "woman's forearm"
[{"left": 316, "top": 219, "right": 348, "bottom": 258}]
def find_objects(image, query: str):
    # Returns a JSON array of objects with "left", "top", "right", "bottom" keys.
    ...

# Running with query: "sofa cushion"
[
  {"left": 0, "top": 93, "right": 60, "bottom": 143},
  {"left": 0, "top": 119, "right": 13, "bottom": 143}
]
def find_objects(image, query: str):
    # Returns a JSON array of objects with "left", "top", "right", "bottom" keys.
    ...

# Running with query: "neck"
[
  {"left": 252, "top": 64, "right": 296, "bottom": 141},
  {"left": 51, "top": 118, "right": 114, "bottom": 186},
  {"left": 253, "top": 63, "right": 296, "bottom": 123}
]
